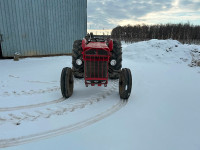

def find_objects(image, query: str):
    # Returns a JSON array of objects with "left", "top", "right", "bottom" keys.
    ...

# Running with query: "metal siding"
[
  {"left": 0, "top": 0, "right": 87, "bottom": 57},
  {"left": 0, "top": 1, "right": 9, "bottom": 56},
  {"left": 0, "top": 0, "right": 5, "bottom": 55}
]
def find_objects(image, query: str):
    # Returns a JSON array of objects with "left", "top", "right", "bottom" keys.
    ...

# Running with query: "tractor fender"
[
  {"left": 82, "top": 38, "right": 87, "bottom": 50},
  {"left": 108, "top": 40, "right": 113, "bottom": 51}
]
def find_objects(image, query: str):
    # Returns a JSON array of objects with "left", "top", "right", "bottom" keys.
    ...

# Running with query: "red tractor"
[{"left": 61, "top": 33, "right": 132, "bottom": 99}]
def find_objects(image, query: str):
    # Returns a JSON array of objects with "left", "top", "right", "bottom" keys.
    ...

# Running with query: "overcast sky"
[{"left": 87, "top": 0, "right": 200, "bottom": 30}]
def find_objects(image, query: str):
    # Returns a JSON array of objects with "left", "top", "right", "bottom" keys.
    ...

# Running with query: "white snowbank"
[{"left": 123, "top": 39, "right": 200, "bottom": 67}]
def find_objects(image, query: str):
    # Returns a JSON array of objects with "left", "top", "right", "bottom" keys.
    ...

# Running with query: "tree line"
[{"left": 111, "top": 23, "right": 200, "bottom": 44}]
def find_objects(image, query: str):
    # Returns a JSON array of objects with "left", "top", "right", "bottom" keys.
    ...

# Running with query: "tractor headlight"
[
  {"left": 76, "top": 59, "right": 82, "bottom": 65},
  {"left": 110, "top": 59, "right": 117, "bottom": 66}
]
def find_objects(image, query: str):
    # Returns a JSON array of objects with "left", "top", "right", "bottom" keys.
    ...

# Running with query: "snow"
[{"left": 1, "top": 39, "right": 200, "bottom": 150}]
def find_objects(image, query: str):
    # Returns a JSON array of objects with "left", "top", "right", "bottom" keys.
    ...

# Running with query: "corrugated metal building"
[{"left": 0, "top": 0, "right": 87, "bottom": 57}]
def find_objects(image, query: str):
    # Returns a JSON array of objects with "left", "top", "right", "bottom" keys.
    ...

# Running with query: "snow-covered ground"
[{"left": 1, "top": 39, "right": 200, "bottom": 150}]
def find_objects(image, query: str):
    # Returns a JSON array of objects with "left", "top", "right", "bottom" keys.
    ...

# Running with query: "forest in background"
[{"left": 111, "top": 23, "right": 200, "bottom": 44}]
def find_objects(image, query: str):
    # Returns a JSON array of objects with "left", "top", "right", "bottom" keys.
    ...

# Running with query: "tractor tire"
[
  {"left": 72, "top": 40, "right": 84, "bottom": 78},
  {"left": 60, "top": 67, "right": 74, "bottom": 98},
  {"left": 119, "top": 68, "right": 132, "bottom": 100},
  {"left": 109, "top": 40, "right": 122, "bottom": 79}
]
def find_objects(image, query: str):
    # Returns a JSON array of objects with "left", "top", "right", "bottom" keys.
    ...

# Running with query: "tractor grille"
[
  {"left": 85, "top": 49, "right": 108, "bottom": 55},
  {"left": 85, "top": 56, "right": 108, "bottom": 78}
]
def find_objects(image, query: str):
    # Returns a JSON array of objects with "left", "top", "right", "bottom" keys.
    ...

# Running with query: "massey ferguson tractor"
[{"left": 60, "top": 33, "right": 132, "bottom": 99}]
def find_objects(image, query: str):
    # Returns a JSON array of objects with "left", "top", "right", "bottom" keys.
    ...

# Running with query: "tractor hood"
[
  {"left": 85, "top": 42, "right": 108, "bottom": 49},
  {"left": 82, "top": 39, "right": 113, "bottom": 51}
]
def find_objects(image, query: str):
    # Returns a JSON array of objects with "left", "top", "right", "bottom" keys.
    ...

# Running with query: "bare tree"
[{"left": 111, "top": 23, "right": 200, "bottom": 44}]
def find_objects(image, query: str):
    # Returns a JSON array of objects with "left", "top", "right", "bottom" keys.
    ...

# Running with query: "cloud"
[
  {"left": 179, "top": 0, "right": 200, "bottom": 10},
  {"left": 87, "top": 0, "right": 200, "bottom": 30}
]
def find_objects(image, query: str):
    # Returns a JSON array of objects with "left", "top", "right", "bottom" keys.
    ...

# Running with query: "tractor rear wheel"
[
  {"left": 119, "top": 68, "right": 132, "bottom": 100},
  {"left": 72, "top": 40, "right": 84, "bottom": 78},
  {"left": 61, "top": 67, "right": 74, "bottom": 98},
  {"left": 109, "top": 41, "right": 122, "bottom": 79}
]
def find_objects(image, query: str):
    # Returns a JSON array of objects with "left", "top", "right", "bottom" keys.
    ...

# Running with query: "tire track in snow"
[
  {"left": 0, "top": 79, "right": 97, "bottom": 112},
  {"left": 0, "top": 98, "right": 65, "bottom": 112},
  {"left": 0, "top": 80, "right": 118, "bottom": 124},
  {"left": 0, "top": 79, "right": 82, "bottom": 97},
  {"left": 0, "top": 87, "right": 60, "bottom": 97},
  {"left": 0, "top": 99, "right": 127, "bottom": 148}
]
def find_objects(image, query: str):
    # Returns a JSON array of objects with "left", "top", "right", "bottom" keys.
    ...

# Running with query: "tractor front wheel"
[
  {"left": 119, "top": 68, "right": 132, "bottom": 100},
  {"left": 61, "top": 67, "right": 74, "bottom": 98}
]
